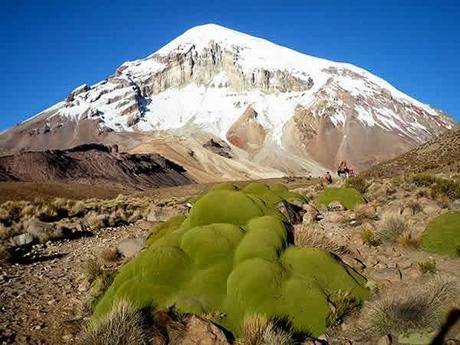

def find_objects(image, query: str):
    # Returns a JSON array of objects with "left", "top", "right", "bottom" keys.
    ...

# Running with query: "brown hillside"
[
  {"left": 0, "top": 143, "right": 193, "bottom": 190},
  {"left": 364, "top": 125, "right": 460, "bottom": 177}
]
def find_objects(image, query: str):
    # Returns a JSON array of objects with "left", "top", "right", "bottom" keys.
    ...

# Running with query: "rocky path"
[{"left": 0, "top": 223, "right": 150, "bottom": 345}]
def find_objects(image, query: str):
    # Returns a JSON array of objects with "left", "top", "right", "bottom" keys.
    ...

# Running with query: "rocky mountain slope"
[
  {"left": 0, "top": 24, "right": 454, "bottom": 178},
  {"left": 0, "top": 144, "right": 193, "bottom": 190},
  {"left": 365, "top": 125, "right": 460, "bottom": 178}
]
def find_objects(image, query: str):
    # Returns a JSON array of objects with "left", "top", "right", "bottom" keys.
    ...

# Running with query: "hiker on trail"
[
  {"left": 323, "top": 171, "right": 333, "bottom": 184},
  {"left": 337, "top": 161, "right": 349, "bottom": 178}
]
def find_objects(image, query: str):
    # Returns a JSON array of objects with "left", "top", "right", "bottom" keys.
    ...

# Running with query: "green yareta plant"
[{"left": 93, "top": 183, "right": 368, "bottom": 337}]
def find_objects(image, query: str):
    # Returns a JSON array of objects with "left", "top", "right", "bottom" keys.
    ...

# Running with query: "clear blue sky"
[{"left": 1, "top": 0, "right": 459, "bottom": 131}]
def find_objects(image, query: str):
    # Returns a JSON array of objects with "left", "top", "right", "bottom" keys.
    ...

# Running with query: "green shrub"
[
  {"left": 431, "top": 178, "right": 460, "bottom": 200},
  {"left": 315, "top": 187, "right": 365, "bottom": 210},
  {"left": 420, "top": 212, "right": 460, "bottom": 256},
  {"left": 412, "top": 174, "right": 436, "bottom": 187},
  {"left": 360, "top": 225, "right": 380, "bottom": 246},
  {"left": 92, "top": 183, "right": 368, "bottom": 337},
  {"left": 346, "top": 176, "right": 370, "bottom": 194},
  {"left": 417, "top": 260, "right": 437, "bottom": 274}
]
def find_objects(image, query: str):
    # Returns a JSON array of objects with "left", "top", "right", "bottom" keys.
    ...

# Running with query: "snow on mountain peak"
[{"left": 11, "top": 23, "right": 454, "bottom": 172}]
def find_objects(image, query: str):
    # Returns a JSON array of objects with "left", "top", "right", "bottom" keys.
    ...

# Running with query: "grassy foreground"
[{"left": 92, "top": 182, "right": 368, "bottom": 337}]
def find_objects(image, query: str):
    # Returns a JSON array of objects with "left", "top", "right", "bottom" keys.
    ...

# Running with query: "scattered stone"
[
  {"left": 372, "top": 267, "right": 402, "bottom": 283},
  {"left": 13, "top": 233, "right": 35, "bottom": 246},
  {"left": 176, "top": 315, "right": 230, "bottom": 345}
]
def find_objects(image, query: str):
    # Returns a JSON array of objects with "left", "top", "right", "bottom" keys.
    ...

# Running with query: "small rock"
[
  {"left": 328, "top": 201, "right": 345, "bottom": 212},
  {"left": 372, "top": 268, "right": 402, "bottom": 283},
  {"left": 13, "top": 233, "right": 35, "bottom": 246},
  {"left": 377, "top": 334, "right": 392, "bottom": 345},
  {"left": 176, "top": 315, "right": 230, "bottom": 345}
]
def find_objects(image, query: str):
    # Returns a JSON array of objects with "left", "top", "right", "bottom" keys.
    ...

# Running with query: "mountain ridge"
[{"left": 0, "top": 23, "right": 455, "bottom": 179}]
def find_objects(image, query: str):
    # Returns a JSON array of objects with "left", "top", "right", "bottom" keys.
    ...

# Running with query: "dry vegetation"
[
  {"left": 236, "top": 315, "right": 293, "bottom": 345},
  {"left": 295, "top": 224, "right": 349, "bottom": 256},
  {"left": 357, "top": 279, "right": 457, "bottom": 339},
  {"left": 378, "top": 214, "right": 406, "bottom": 243},
  {"left": 79, "top": 300, "right": 147, "bottom": 345}
]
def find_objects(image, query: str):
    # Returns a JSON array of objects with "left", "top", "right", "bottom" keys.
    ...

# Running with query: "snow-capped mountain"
[{"left": 0, "top": 24, "right": 454, "bottom": 179}]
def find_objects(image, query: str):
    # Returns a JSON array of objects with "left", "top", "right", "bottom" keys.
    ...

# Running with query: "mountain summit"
[{"left": 0, "top": 24, "right": 454, "bottom": 180}]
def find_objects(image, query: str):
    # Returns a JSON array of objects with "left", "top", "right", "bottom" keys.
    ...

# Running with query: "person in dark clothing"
[{"left": 323, "top": 171, "right": 333, "bottom": 184}]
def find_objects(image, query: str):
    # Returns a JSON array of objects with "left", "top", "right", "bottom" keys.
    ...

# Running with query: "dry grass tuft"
[
  {"left": 79, "top": 300, "right": 147, "bottom": 345},
  {"left": 83, "top": 258, "right": 103, "bottom": 284},
  {"left": 417, "top": 260, "right": 437, "bottom": 274},
  {"left": 327, "top": 290, "right": 359, "bottom": 325},
  {"left": 354, "top": 204, "right": 378, "bottom": 224},
  {"left": 99, "top": 247, "right": 120, "bottom": 263},
  {"left": 360, "top": 224, "right": 380, "bottom": 246},
  {"left": 398, "top": 231, "right": 420, "bottom": 249},
  {"left": 295, "top": 224, "right": 349, "bottom": 256},
  {"left": 405, "top": 200, "right": 423, "bottom": 215},
  {"left": 378, "top": 215, "right": 406, "bottom": 243},
  {"left": 236, "top": 314, "right": 293, "bottom": 345},
  {"left": 358, "top": 279, "right": 457, "bottom": 338}
]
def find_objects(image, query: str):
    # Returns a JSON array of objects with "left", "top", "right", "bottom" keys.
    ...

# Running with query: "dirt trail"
[{"left": 0, "top": 224, "right": 149, "bottom": 345}]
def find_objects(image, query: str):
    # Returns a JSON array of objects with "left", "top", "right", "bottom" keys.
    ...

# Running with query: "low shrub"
[
  {"left": 79, "top": 300, "right": 147, "bottom": 345},
  {"left": 412, "top": 174, "right": 436, "bottom": 187},
  {"left": 431, "top": 178, "right": 460, "bottom": 201},
  {"left": 360, "top": 225, "right": 380, "bottom": 246},
  {"left": 417, "top": 260, "right": 437, "bottom": 274},
  {"left": 346, "top": 176, "right": 370, "bottom": 194},
  {"left": 378, "top": 215, "right": 406, "bottom": 243}
]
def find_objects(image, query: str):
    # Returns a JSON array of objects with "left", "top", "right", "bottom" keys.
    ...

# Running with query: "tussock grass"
[
  {"left": 358, "top": 279, "right": 457, "bottom": 338},
  {"left": 79, "top": 300, "right": 147, "bottom": 345},
  {"left": 236, "top": 314, "right": 294, "bottom": 345},
  {"left": 99, "top": 247, "right": 120, "bottom": 263},
  {"left": 405, "top": 200, "right": 423, "bottom": 215},
  {"left": 327, "top": 290, "right": 359, "bottom": 326},
  {"left": 83, "top": 258, "right": 103, "bottom": 284},
  {"left": 398, "top": 231, "right": 420, "bottom": 249},
  {"left": 378, "top": 215, "right": 406, "bottom": 243},
  {"left": 295, "top": 224, "right": 349, "bottom": 256}
]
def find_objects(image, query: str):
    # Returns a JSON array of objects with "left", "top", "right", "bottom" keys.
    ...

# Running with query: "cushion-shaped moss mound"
[
  {"left": 421, "top": 212, "right": 460, "bottom": 256},
  {"left": 315, "top": 187, "right": 365, "bottom": 210},
  {"left": 93, "top": 183, "right": 368, "bottom": 337}
]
